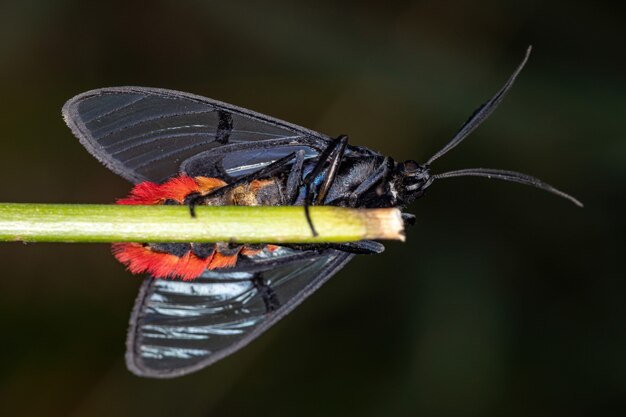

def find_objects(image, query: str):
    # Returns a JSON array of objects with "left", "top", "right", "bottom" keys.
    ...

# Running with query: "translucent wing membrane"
[
  {"left": 63, "top": 87, "right": 332, "bottom": 183},
  {"left": 126, "top": 249, "right": 353, "bottom": 378}
]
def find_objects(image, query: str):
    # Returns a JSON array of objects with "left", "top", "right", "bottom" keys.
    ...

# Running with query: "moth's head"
[{"left": 393, "top": 160, "right": 433, "bottom": 204}]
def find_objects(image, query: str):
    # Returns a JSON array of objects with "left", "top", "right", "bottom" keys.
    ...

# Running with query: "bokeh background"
[{"left": 1, "top": 1, "right": 624, "bottom": 416}]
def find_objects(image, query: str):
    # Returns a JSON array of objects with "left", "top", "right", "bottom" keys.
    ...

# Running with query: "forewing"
[
  {"left": 63, "top": 87, "right": 331, "bottom": 183},
  {"left": 126, "top": 249, "right": 353, "bottom": 378}
]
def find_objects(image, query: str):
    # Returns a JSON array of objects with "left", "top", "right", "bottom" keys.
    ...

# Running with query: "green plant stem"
[{"left": 0, "top": 203, "right": 405, "bottom": 244}]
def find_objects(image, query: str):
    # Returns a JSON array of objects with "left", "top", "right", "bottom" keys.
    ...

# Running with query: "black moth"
[{"left": 63, "top": 47, "right": 580, "bottom": 378}]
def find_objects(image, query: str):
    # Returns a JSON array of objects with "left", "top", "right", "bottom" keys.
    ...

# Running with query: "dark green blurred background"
[{"left": 1, "top": 1, "right": 624, "bottom": 416}]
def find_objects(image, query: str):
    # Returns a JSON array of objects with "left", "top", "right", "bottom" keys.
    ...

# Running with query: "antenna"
[
  {"left": 426, "top": 46, "right": 532, "bottom": 166},
  {"left": 433, "top": 168, "right": 583, "bottom": 207},
  {"left": 423, "top": 46, "right": 582, "bottom": 207}
]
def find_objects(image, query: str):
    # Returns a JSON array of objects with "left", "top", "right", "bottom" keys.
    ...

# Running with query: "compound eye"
[{"left": 402, "top": 160, "right": 420, "bottom": 174}]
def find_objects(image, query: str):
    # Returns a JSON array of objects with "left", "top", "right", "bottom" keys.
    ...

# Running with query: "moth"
[{"left": 63, "top": 47, "right": 580, "bottom": 378}]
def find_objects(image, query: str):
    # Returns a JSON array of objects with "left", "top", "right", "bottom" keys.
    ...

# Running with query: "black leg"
[
  {"left": 302, "top": 135, "right": 349, "bottom": 236},
  {"left": 347, "top": 157, "right": 392, "bottom": 206},
  {"left": 284, "top": 150, "right": 305, "bottom": 205},
  {"left": 315, "top": 135, "right": 348, "bottom": 204},
  {"left": 303, "top": 136, "right": 347, "bottom": 188},
  {"left": 184, "top": 192, "right": 202, "bottom": 217},
  {"left": 375, "top": 157, "right": 395, "bottom": 196},
  {"left": 285, "top": 240, "right": 385, "bottom": 254},
  {"left": 303, "top": 190, "right": 316, "bottom": 236},
  {"left": 325, "top": 157, "right": 393, "bottom": 207}
]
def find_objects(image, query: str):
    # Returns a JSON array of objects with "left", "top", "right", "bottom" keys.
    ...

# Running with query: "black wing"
[
  {"left": 63, "top": 87, "right": 358, "bottom": 377},
  {"left": 126, "top": 248, "right": 353, "bottom": 378},
  {"left": 62, "top": 87, "right": 332, "bottom": 184}
]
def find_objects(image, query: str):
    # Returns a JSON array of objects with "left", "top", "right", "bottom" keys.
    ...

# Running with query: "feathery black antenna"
[
  {"left": 426, "top": 46, "right": 532, "bottom": 166},
  {"left": 423, "top": 46, "right": 582, "bottom": 207},
  {"left": 433, "top": 168, "right": 583, "bottom": 207}
]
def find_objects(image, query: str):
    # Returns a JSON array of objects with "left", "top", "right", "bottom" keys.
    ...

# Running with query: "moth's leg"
[
  {"left": 341, "top": 157, "right": 394, "bottom": 207},
  {"left": 302, "top": 135, "right": 349, "bottom": 235},
  {"left": 375, "top": 157, "right": 395, "bottom": 196},
  {"left": 284, "top": 150, "right": 305, "bottom": 205},
  {"left": 186, "top": 152, "right": 298, "bottom": 216},
  {"left": 314, "top": 136, "right": 349, "bottom": 204},
  {"left": 331, "top": 240, "right": 385, "bottom": 254},
  {"left": 285, "top": 240, "right": 385, "bottom": 255},
  {"left": 184, "top": 192, "right": 202, "bottom": 218}
]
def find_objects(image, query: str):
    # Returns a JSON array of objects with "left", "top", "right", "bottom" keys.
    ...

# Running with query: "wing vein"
[{"left": 82, "top": 95, "right": 146, "bottom": 124}]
